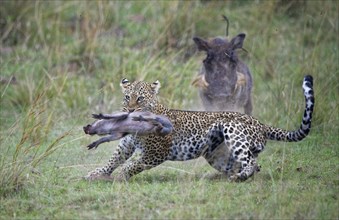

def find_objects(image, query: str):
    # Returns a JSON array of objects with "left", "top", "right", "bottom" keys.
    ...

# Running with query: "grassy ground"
[{"left": 0, "top": 1, "right": 338, "bottom": 219}]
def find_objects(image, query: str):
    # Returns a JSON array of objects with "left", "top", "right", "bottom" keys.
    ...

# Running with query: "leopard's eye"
[
  {"left": 137, "top": 96, "right": 144, "bottom": 103},
  {"left": 125, "top": 95, "right": 130, "bottom": 101}
]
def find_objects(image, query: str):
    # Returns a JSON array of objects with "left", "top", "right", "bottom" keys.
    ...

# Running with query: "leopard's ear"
[
  {"left": 120, "top": 78, "right": 130, "bottom": 91},
  {"left": 151, "top": 80, "right": 161, "bottom": 94}
]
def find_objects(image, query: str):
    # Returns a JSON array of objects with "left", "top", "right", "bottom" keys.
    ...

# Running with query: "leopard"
[{"left": 85, "top": 75, "right": 314, "bottom": 182}]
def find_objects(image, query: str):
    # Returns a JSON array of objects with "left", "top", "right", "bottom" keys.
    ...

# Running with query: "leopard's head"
[{"left": 120, "top": 78, "right": 161, "bottom": 112}]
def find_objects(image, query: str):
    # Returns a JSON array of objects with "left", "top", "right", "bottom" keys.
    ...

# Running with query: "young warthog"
[
  {"left": 192, "top": 31, "right": 253, "bottom": 115},
  {"left": 83, "top": 111, "right": 173, "bottom": 150}
]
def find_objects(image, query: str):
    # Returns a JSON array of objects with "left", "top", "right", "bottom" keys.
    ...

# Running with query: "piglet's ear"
[
  {"left": 193, "top": 37, "right": 210, "bottom": 51},
  {"left": 120, "top": 78, "right": 130, "bottom": 91},
  {"left": 151, "top": 80, "right": 161, "bottom": 94},
  {"left": 230, "top": 33, "right": 246, "bottom": 50}
]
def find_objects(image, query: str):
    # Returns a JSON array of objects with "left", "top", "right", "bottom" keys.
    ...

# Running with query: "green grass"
[{"left": 0, "top": 0, "right": 338, "bottom": 219}]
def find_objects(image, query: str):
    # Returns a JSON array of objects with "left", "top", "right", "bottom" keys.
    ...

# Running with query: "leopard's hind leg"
[
  {"left": 227, "top": 149, "right": 258, "bottom": 182},
  {"left": 205, "top": 142, "right": 258, "bottom": 182},
  {"left": 203, "top": 122, "right": 258, "bottom": 182}
]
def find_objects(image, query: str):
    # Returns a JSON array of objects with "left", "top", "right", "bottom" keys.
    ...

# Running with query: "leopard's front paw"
[
  {"left": 228, "top": 174, "right": 239, "bottom": 182},
  {"left": 84, "top": 169, "right": 113, "bottom": 181},
  {"left": 114, "top": 173, "right": 129, "bottom": 182},
  {"left": 228, "top": 174, "right": 247, "bottom": 182}
]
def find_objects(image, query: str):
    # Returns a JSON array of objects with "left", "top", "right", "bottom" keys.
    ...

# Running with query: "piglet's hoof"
[
  {"left": 87, "top": 142, "right": 99, "bottom": 150},
  {"left": 92, "top": 113, "right": 104, "bottom": 119}
]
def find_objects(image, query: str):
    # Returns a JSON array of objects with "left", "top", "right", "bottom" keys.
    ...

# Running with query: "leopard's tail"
[{"left": 265, "top": 75, "right": 314, "bottom": 142}]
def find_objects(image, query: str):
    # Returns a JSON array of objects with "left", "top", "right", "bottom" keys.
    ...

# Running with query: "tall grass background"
[{"left": 0, "top": 0, "right": 338, "bottom": 219}]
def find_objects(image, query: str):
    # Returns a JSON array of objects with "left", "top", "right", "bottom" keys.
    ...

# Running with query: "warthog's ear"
[
  {"left": 193, "top": 37, "right": 210, "bottom": 51},
  {"left": 230, "top": 33, "right": 246, "bottom": 50},
  {"left": 151, "top": 80, "right": 161, "bottom": 94},
  {"left": 120, "top": 78, "right": 130, "bottom": 91}
]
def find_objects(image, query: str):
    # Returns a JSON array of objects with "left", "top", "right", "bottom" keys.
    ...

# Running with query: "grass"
[{"left": 0, "top": 0, "right": 338, "bottom": 219}]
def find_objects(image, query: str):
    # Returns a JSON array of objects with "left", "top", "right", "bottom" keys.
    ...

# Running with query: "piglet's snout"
[{"left": 83, "top": 125, "right": 95, "bottom": 135}]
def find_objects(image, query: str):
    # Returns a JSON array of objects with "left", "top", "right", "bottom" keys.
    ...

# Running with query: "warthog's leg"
[{"left": 244, "top": 98, "right": 253, "bottom": 115}]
